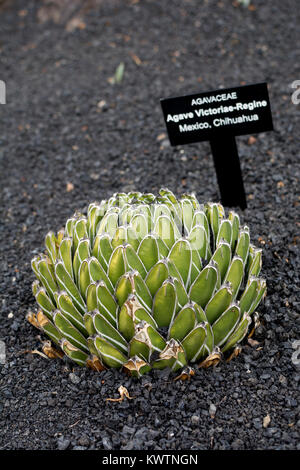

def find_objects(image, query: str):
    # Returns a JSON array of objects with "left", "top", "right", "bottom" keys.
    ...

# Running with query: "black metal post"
[{"left": 210, "top": 135, "right": 247, "bottom": 209}]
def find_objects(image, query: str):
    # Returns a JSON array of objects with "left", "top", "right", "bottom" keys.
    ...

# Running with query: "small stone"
[
  {"left": 260, "top": 374, "right": 271, "bottom": 380},
  {"left": 263, "top": 414, "right": 271, "bottom": 428},
  {"left": 135, "top": 427, "right": 148, "bottom": 441},
  {"left": 248, "top": 136, "right": 257, "bottom": 145},
  {"left": 11, "top": 321, "right": 19, "bottom": 331},
  {"left": 122, "top": 425, "right": 136, "bottom": 437},
  {"left": 57, "top": 437, "right": 70, "bottom": 450},
  {"left": 191, "top": 415, "right": 200, "bottom": 425},
  {"left": 291, "top": 347, "right": 300, "bottom": 371},
  {"left": 232, "top": 439, "right": 244, "bottom": 450},
  {"left": 156, "top": 133, "right": 166, "bottom": 141},
  {"left": 97, "top": 99, "right": 107, "bottom": 109},
  {"left": 78, "top": 436, "right": 90, "bottom": 447},
  {"left": 69, "top": 373, "right": 80, "bottom": 384},
  {"left": 102, "top": 437, "right": 112, "bottom": 450},
  {"left": 122, "top": 440, "right": 135, "bottom": 450},
  {"left": 279, "top": 375, "right": 287, "bottom": 384},
  {"left": 160, "top": 139, "right": 169, "bottom": 149},
  {"left": 209, "top": 403, "right": 217, "bottom": 419},
  {"left": 253, "top": 418, "right": 262, "bottom": 430},
  {"left": 66, "top": 182, "right": 74, "bottom": 192}
]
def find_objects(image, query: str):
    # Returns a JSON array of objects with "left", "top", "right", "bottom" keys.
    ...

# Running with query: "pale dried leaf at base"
[{"left": 106, "top": 385, "right": 135, "bottom": 402}]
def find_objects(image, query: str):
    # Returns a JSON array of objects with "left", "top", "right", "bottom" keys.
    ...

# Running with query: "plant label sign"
[{"left": 160, "top": 82, "right": 273, "bottom": 209}]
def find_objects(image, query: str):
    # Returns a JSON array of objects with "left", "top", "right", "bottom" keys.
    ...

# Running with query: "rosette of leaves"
[{"left": 28, "top": 189, "right": 266, "bottom": 377}]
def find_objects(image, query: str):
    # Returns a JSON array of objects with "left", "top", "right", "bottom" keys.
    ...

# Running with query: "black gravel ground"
[{"left": 0, "top": 0, "right": 299, "bottom": 451}]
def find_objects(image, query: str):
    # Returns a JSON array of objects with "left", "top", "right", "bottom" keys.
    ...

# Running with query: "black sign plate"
[{"left": 160, "top": 82, "right": 273, "bottom": 146}]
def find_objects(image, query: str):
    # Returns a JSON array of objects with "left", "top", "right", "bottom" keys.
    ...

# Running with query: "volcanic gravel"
[{"left": 0, "top": 0, "right": 299, "bottom": 451}]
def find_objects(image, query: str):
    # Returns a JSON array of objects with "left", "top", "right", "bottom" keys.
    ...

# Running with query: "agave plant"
[{"left": 28, "top": 189, "right": 266, "bottom": 377}]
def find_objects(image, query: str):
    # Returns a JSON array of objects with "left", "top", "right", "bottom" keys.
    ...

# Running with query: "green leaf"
[
  {"left": 73, "top": 238, "right": 90, "bottom": 283},
  {"left": 36, "top": 311, "right": 62, "bottom": 345},
  {"left": 94, "top": 336, "right": 127, "bottom": 368},
  {"left": 206, "top": 202, "right": 221, "bottom": 246},
  {"left": 210, "top": 241, "right": 231, "bottom": 283},
  {"left": 216, "top": 219, "right": 232, "bottom": 246},
  {"left": 152, "top": 279, "right": 177, "bottom": 327},
  {"left": 86, "top": 282, "right": 97, "bottom": 311},
  {"left": 181, "top": 324, "right": 207, "bottom": 362},
  {"left": 59, "top": 237, "right": 74, "bottom": 279},
  {"left": 111, "top": 226, "right": 139, "bottom": 251},
  {"left": 129, "top": 324, "right": 151, "bottom": 362},
  {"left": 35, "top": 287, "right": 56, "bottom": 320},
  {"left": 146, "top": 323, "right": 166, "bottom": 351},
  {"left": 169, "top": 239, "right": 192, "bottom": 288},
  {"left": 73, "top": 217, "right": 88, "bottom": 252},
  {"left": 131, "top": 214, "right": 149, "bottom": 241},
  {"left": 248, "top": 278, "right": 266, "bottom": 314},
  {"left": 190, "top": 249, "right": 202, "bottom": 285},
  {"left": 36, "top": 258, "right": 58, "bottom": 303},
  {"left": 87, "top": 202, "right": 103, "bottom": 244},
  {"left": 124, "top": 244, "right": 147, "bottom": 279},
  {"left": 115, "top": 273, "right": 133, "bottom": 307},
  {"left": 54, "top": 310, "right": 89, "bottom": 353},
  {"left": 96, "top": 281, "right": 118, "bottom": 327},
  {"left": 181, "top": 198, "right": 194, "bottom": 233},
  {"left": 224, "top": 256, "right": 244, "bottom": 298},
  {"left": 88, "top": 256, "right": 114, "bottom": 293},
  {"left": 61, "top": 339, "right": 88, "bottom": 367},
  {"left": 137, "top": 235, "right": 159, "bottom": 272},
  {"left": 201, "top": 322, "right": 214, "bottom": 358},
  {"left": 192, "top": 210, "right": 209, "bottom": 239},
  {"left": 212, "top": 304, "right": 240, "bottom": 347},
  {"left": 235, "top": 228, "right": 250, "bottom": 264},
  {"left": 228, "top": 211, "right": 240, "bottom": 250},
  {"left": 118, "top": 303, "right": 136, "bottom": 341},
  {"left": 65, "top": 216, "right": 76, "bottom": 238},
  {"left": 78, "top": 259, "right": 91, "bottom": 300},
  {"left": 239, "top": 277, "right": 259, "bottom": 315},
  {"left": 189, "top": 264, "right": 218, "bottom": 308},
  {"left": 205, "top": 284, "right": 233, "bottom": 324},
  {"left": 168, "top": 304, "right": 197, "bottom": 342},
  {"left": 92, "top": 233, "right": 113, "bottom": 270},
  {"left": 55, "top": 291, "right": 86, "bottom": 335},
  {"left": 221, "top": 312, "right": 251, "bottom": 353},
  {"left": 173, "top": 276, "right": 189, "bottom": 311},
  {"left": 55, "top": 260, "right": 86, "bottom": 314},
  {"left": 32, "top": 279, "right": 41, "bottom": 297},
  {"left": 156, "top": 237, "right": 169, "bottom": 258},
  {"left": 83, "top": 312, "right": 97, "bottom": 336},
  {"left": 108, "top": 245, "right": 126, "bottom": 286},
  {"left": 97, "top": 210, "right": 119, "bottom": 238},
  {"left": 154, "top": 215, "right": 176, "bottom": 249},
  {"left": 248, "top": 248, "right": 262, "bottom": 278},
  {"left": 45, "top": 231, "right": 58, "bottom": 264},
  {"left": 188, "top": 225, "right": 207, "bottom": 260},
  {"left": 93, "top": 311, "right": 128, "bottom": 355},
  {"left": 133, "top": 274, "right": 153, "bottom": 312}
]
